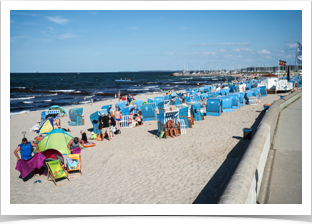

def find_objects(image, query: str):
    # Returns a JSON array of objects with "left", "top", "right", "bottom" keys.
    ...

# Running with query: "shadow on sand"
[{"left": 193, "top": 109, "right": 266, "bottom": 204}]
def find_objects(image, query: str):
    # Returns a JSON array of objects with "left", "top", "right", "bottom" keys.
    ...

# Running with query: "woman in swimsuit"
[{"left": 114, "top": 108, "right": 122, "bottom": 134}]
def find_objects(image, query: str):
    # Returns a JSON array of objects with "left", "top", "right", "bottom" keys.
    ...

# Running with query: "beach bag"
[
  {"left": 91, "top": 134, "right": 97, "bottom": 140},
  {"left": 158, "top": 131, "right": 165, "bottom": 139},
  {"left": 110, "top": 126, "right": 116, "bottom": 132}
]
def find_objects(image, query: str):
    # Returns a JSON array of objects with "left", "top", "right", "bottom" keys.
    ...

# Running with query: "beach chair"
[
  {"left": 251, "top": 87, "right": 261, "bottom": 100},
  {"left": 46, "top": 159, "right": 70, "bottom": 186},
  {"left": 259, "top": 86, "right": 267, "bottom": 97},
  {"left": 68, "top": 108, "right": 84, "bottom": 126},
  {"left": 200, "top": 93, "right": 208, "bottom": 100},
  {"left": 163, "top": 95, "right": 170, "bottom": 101},
  {"left": 147, "top": 98, "right": 154, "bottom": 104},
  {"left": 90, "top": 111, "right": 101, "bottom": 134},
  {"left": 238, "top": 92, "right": 246, "bottom": 107},
  {"left": 41, "top": 110, "right": 60, "bottom": 124},
  {"left": 157, "top": 111, "right": 181, "bottom": 138},
  {"left": 189, "top": 102, "right": 203, "bottom": 121},
  {"left": 227, "top": 93, "right": 240, "bottom": 109},
  {"left": 224, "top": 88, "right": 230, "bottom": 95},
  {"left": 244, "top": 90, "right": 254, "bottom": 105},
  {"left": 220, "top": 96, "right": 233, "bottom": 113},
  {"left": 173, "top": 97, "right": 182, "bottom": 106},
  {"left": 194, "top": 94, "right": 201, "bottom": 102},
  {"left": 66, "top": 154, "right": 82, "bottom": 177},
  {"left": 121, "top": 105, "right": 137, "bottom": 116},
  {"left": 178, "top": 106, "right": 192, "bottom": 128},
  {"left": 184, "top": 96, "right": 191, "bottom": 103},
  {"left": 132, "top": 100, "right": 144, "bottom": 111},
  {"left": 215, "top": 90, "right": 221, "bottom": 97},
  {"left": 154, "top": 96, "right": 164, "bottom": 110},
  {"left": 220, "top": 89, "right": 226, "bottom": 96},
  {"left": 98, "top": 109, "right": 109, "bottom": 116},
  {"left": 101, "top": 105, "right": 112, "bottom": 114},
  {"left": 115, "top": 101, "right": 127, "bottom": 111},
  {"left": 207, "top": 92, "right": 215, "bottom": 98},
  {"left": 206, "top": 98, "right": 222, "bottom": 116},
  {"left": 141, "top": 103, "right": 157, "bottom": 121}
]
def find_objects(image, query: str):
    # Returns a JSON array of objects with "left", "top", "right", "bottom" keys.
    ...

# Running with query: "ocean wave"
[
  {"left": 43, "top": 99, "right": 52, "bottom": 102},
  {"left": 10, "top": 96, "right": 35, "bottom": 100},
  {"left": 10, "top": 110, "right": 31, "bottom": 116},
  {"left": 23, "top": 101, "right": 33, "bottom": 104},
  {"left": 47, "top": 93, "right": 58, "bottom": 96},
  {"left": 12, "top": 87, "right": 27, "bottom": 89},
  {"left": 48, "top": 90, "right": 76, "bottom": 93}
]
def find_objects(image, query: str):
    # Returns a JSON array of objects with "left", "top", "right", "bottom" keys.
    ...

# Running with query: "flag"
[
  {"left": 297, "top": 42, "right": 302, "bottom": 64},
  {"left": 279, "top": 60, "right": 287, "bottom": 66}
]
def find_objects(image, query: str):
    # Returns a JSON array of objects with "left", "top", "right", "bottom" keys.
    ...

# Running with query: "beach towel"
[
  {"left": 15, "top": 153, "right": 46, "bottom": 179},
  {"left": 71, "top": 147, "right": 81, "bottom": 154}
]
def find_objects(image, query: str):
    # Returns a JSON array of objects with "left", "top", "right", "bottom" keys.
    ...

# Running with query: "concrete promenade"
[{"left": 264, "top": 97, "right": 302, "bottom": 204}]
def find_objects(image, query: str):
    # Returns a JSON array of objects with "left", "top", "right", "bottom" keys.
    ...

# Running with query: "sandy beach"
[{"left": 10, "top": 90, "right": 284, "bottom": 204}]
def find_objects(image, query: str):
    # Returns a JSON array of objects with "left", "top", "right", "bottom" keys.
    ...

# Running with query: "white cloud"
[
  {"left": 57, "top": 33, "right": 79, "bottom": 39},
  {"left": 11, "top": 12, "right": 38, "bottom": 16},
  {"left": 193, "top": 42, "right": 250, "bottom": 46},
  {"left": 287, "top": 43, "right": 297, "bottom": 48},
  {"left": 45, "top": 16, "right": 69, "bottom": 25},
  {"left": 218, "top": 49, "right": 226, "bottom": 52},
  {"left": 280, "top": 50, "right": 284, "bottom": 53},
  {"left": 284, "top": 55, "right": 293, "bottom": 58},
  {"left": 232, "top": 48, "right": 253, "bottom": 52},
  {"left": 258, "top": 49, "right": 271, "bottom": 54}
]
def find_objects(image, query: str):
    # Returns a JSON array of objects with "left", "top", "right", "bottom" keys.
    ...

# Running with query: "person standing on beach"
[
  {"left": 99, "top": 113, "right": 111, "bottom": 141},
  {"left": 115, "top": 108, "right": 122, "bottom": 134},
  {"left": 90, "top": 96, "right": 93, "bottom": 106},
  {"left": 84, "top": 96, "right": 86, "bottom": 102},
  {"left": 14, "top": 138, "right": 39, "bottom": 161},
  {"left": 118, "top": 90, "right": 121, "bottom": 101}
]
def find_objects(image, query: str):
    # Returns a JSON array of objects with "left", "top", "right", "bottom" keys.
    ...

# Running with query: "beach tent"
[
  {"left": 37, "top": 129, "right": 73, "bottom": 155},
  {"left": 49, "top": 105, "right": 68, "bottom": 117},
  {"left": 37, "top": 117, "right": 54, "bottom": 135}
]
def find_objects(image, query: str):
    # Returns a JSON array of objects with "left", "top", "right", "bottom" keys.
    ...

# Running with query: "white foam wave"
[
  {"left": 10, "top": 96, "right": 35, "bottom": 100},
  {"left": 10, "top": 110, "right": 31, "bottom": 116},
  {"left": 43, "top": 99, "right": 52, "bottom": 102},
  {"left": 49, "top": 90, "right": 76, "bottom": 93},
  {"left": 23, "top": 101, "right": 33, "bottom": 104},
  {"left": 47, "top": 93, "right": 58, "bottom": 96},
  {"left": 13, "top": 87, "right": 27, "bottom": 89}
]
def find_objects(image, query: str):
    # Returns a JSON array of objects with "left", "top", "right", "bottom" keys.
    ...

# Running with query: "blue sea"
[{"left": 10, "top": 72, "right": 234, "bottom": 115}]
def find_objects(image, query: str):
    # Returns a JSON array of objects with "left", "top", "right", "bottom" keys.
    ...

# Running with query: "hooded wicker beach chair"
[
  {"left": 154, "top": 96, "right": 164, "bottom": 110},
  {"left": 90, "top": 111, "right": 101, "bottom": 134},
  {"left": 259, "top": 86, "right": 267, "bottom": 97},
  {"left": 227, "top": 93, "right": 240, "bottom": 109},
  {"left": 115, "top": 101, "right": 127, "bottom": 111},
  {"left": 238, "top": 92, "right": 246, "bottom": 107},
  {"left": 189, "top": 102, "right": 203, "bottom": 121},
  {"left": 244, "top": 90, "right": 254, "bottom": 105},
  {"left": 178, "top": 106, "right": 192, "bottom": 128},
  {"left": 157, "top": 110, "right": 180, "bottom": 138},
  {"left": 132, "top": 100, "right": 144, "bottom": 111},
  {"left": 220, "top": 96, "right": 233, "bottom": 113},
  {"left": 206, "top": 98, "right": 221, "bottom": 116},
  {"left": 141, "top": 103, "right": 157, "bottom": 121},
  {"left": 68, "top": 108, "right": 84, "bottom": 126}
]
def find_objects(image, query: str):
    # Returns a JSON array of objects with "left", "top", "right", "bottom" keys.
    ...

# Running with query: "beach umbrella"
[
  {"left": 49, "top": 105, "right": 68, "bottom": 116},
  {"left": 37, "top": 117, "right": 54, "bottom": 135}
]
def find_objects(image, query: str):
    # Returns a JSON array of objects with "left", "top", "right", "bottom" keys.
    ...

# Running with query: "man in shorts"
[{"left": 99, "top": 113, "right": 111, "bottom": 141}]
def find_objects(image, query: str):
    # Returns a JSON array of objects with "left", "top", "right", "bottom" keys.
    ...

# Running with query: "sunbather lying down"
[{"left": 53, "top": 124, "right": 70, "bottom": 132}]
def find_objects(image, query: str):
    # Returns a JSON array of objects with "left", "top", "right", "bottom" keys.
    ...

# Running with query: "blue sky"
[{"left": 10, "top": 10, "right": 302, "bottom": 72}]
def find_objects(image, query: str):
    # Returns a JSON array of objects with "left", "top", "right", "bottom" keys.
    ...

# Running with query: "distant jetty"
[{"left": 169, "top": 72, "right": 210, "bottom": 77}]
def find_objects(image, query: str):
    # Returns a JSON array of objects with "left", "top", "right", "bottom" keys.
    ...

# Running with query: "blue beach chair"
[
  {"left": 157, "top": 110, "right": 180, "bottom": 139},
  {"left": 90, "top": 112, "right": 100, "bottom": 134},
  {"left": 147, "top": 98, "right": 154, "bottom": 104},
  {"left": 101, "top": 105, "right": 112, "bottom": 114},
  {"left": 68, "top": 108, "right": 84, "bottom": 126},
  {"left": 132, "top": 100, "right": 144, "bottom": 111},
  {"left": 173, "top": 97, "right": 182, "bottom": 106},
  {"left": 228, "top": 93, "right": 240, "bottom": 109},
  {"left": 41, "top": 110, "right": 60, "bottom": 124},
  {"left": 189, "top": 102, "right": 202, "bottom": 121},
  {"left": 238, "top": 92, "right": 246, "bottom": 107},
  {"left": 259, "top": 86, "right": 267, "bottom": 97},
  {"left": 115, "top": 101, "right": 127, "bottom": 111},
  {"left": 98, "top": 109, "right": 109, "bottom": 116},
  {"left": 154, "top": 96, "right": 164, "bottom": 110},
  {"left": 206, "top": 98, "right": 221, "bottom": 116},
  {"left": 121, "top": 105, "right": 137, "bottom": 116},
  {"left": 244, "top": 90, "right": 254, "bottom": 105},
  {"left": 220, "top": 96, "right": 233, "bottom": 113},
  {"left": 179, "top": 106, "right": 192, "bottom": 128},
  {"left": 141, "top": 103, "right": 157, "bottom": 121}
]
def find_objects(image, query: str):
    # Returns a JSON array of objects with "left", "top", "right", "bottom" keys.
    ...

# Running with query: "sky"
[{"left": 10, "top": 10, "right": 302, "bottom": 73}]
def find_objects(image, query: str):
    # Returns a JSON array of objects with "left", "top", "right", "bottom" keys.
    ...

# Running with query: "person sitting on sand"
[
  {"left": 14, "top": 138, "right": 39, "bottom": 161},
  {"left": 33, "top": 135, "right": 44, "bottom": 144},
  {"left": 167, "top": 119, "right": 177, "bottom": 138},
  {"left": 133, "top": 113, "right": 143, "bottom": 126},
  {"left": 80, "top": 130, "right": 91, "bottom": 144},
  {"left": 67, "top": 137, "right": 84, "bottom": 154},
  {"left": 114, "top": 108, "right": 122, "bottom": 134}
]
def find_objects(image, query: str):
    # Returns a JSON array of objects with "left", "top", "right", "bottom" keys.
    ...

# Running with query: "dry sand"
[{"left": 10, "top": 90, "right": 284, "bottom": 204}]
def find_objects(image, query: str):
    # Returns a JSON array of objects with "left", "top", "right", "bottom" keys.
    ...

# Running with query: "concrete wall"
[{"left": 218, "top": 90, "right": 302, "bottom": 204}]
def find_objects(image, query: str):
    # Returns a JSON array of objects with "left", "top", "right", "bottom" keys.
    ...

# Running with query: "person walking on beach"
[
  {"left": 84, "top": 96, "right": 86, "bottom": 102},
  {"left": 90, "top": 96, "right": 93, "bottom": 106},
  {"left": 118, "top": 90, "right": 121, "bottom": 101}
]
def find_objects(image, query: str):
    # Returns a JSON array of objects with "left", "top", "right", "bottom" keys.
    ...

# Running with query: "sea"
[{"left": 10, "top": 72, "right": 234, "bottom": 115}]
